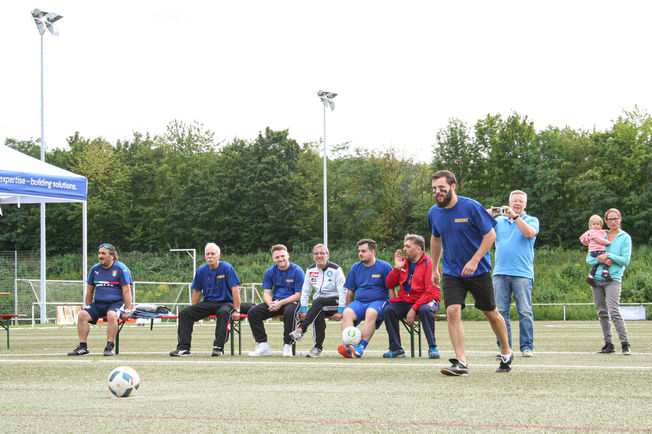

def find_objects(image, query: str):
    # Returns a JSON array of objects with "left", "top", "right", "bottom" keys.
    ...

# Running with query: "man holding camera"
[{"left": 489, "top": 190, "right": 539, "bottom": 357}]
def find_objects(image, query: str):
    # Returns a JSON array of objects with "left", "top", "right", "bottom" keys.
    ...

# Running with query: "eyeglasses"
[
  {"left": 606, "top": 218, "right": 620, "bottom": 221},
  {"left": 98, "top": 244, "right": 111, "bottom": 249},
  {"left": 313, "top": 252, "right": 328, "bottom": 256}
]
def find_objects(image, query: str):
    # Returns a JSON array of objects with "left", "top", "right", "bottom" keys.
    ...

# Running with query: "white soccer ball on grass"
[
  {"left": 108, "top": 366, "right": 140, "bottom": 398},
  {"left": 342, "top": 326, "right": 362, "bottom": 346}
]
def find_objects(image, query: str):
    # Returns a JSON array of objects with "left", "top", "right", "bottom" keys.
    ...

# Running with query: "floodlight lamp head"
[
  {"left": 31, "top": 9, "right": 63, "bottom": 36},
  {"left": 317, "top": 90, "right": 326, "bottom": 97},
  {"left": 326, "top": 92, "right": 338, "bottom": 99}
]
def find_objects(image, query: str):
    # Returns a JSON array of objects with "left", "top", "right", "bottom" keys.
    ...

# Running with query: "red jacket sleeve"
[
  {"left": 386, "top": 267, "right": 401, "bottom": 290},
  {"left": 411, "top": 256, "right": 437, "bottom": 311}
]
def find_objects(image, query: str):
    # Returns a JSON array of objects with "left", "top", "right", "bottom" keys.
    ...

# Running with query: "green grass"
[{"left": 1, "top": 320, "right": 651, "bottom": 432}]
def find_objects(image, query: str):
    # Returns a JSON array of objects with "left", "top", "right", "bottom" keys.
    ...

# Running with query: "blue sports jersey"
[
  {"left": 87, "top": 261, "right": 133, "bottom": 303},
  {"left": 427, "top": 196, "right": 496, "bottom": 277},
  {"left": 344, "top": 259, "right": 392, "bottom": 303},
  {"left": 192, "top": 261, "right": 241, "bottom": 302},
  {"left": 262, "top": 262, "right": 305, "bottom": 300}
]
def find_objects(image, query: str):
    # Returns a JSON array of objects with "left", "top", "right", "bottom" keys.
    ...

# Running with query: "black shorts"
[{"left": 441, "top": 272, "right": 496, "bottom": 311}]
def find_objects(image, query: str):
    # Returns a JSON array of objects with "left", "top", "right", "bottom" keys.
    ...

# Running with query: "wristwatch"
[
  {"left": 513, "top": 214, "right": 520, "bottom": 220},
  {"left": 234, "top": 308, "right": 241, "bottom": 313}
]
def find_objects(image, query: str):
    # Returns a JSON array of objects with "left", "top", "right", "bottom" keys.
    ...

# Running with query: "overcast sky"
[{"left": 3, "top": 1, "right": 651, "bottom": 163}]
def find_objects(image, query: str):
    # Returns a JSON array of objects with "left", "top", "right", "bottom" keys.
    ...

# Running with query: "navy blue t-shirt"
[
  {"left": 427, "top": 195, "right": 496, "bottom": 277},
  {"left": 86, "top": 261, "right": 133, "bottom": 303},
  {"left": 192, "top": 261, "right": 241, "bottom": 302},
  {"left": 344, "top": 259, "right": 392, "bottom": 303},
  {"left": 262, "top": 263, "right": 305, "bottom": 300}
]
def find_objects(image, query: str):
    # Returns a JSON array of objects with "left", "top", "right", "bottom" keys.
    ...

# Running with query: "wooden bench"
[
  {"left": 0, "top": 313, "right": 27, "bottom": 349},
  {"left": 0, "top": 292, "right": 26, "bottom": 349},
  {"left": 108, "top": 314, "right": 178, "bottom": 355},
  {"left": 400, "top": 314, "right": 447, "bottom": 357},
  {"left": 229, "top": 310, "right": 340, "bottom": 356}
]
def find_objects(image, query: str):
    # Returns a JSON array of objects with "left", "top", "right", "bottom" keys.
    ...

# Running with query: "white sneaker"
[
  {"left": 248, "top": 342, "right": 271, "bottom": 357},
  {"left": 283, "top": 344, "right": 293, "bottom": 357},
  {"left": 522, "top": 349, "right": 534, "bottom": 357}
]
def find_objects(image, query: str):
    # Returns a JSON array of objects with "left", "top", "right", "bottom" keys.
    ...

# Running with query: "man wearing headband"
[{"left": 68, "top": 243, "right": 133, "bottom": 356}]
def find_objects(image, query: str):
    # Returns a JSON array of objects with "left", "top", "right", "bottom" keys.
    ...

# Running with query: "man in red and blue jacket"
[{"left": 384, "top": 234, "right": 441, "bottom": 359}]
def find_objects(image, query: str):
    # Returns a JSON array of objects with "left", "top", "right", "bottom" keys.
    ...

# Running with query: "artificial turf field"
[{"left": 1, "top": 320, "right": 650, "bottom": 433}]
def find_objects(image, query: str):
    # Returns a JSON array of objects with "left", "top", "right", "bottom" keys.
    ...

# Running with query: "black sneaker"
[
  {"left": 596, "top": 342, "right": 615, "bottom": 354},
  {"left": 169, "top": 348, "right": 192, "bottom": 357},
  {"left": 622, "top": 342, "right": 632, "bottom": 355},
  {"left": 441, "top": 358, "right": 469, "bottom": 376},
  {"left": 67, "top": 345, "right": 90, "bottom": 356},
  {"left": 496, "top": 352, "right": 514, "bottom": 373},
  {"left": 103, "top": 342, "right": 114, "bottom": 356},
  {"left": 211, "top": 347, "right": 224, "bottom": 357},
  {"left": 383, "top": 348, "right": 406, "bottom": 358}
]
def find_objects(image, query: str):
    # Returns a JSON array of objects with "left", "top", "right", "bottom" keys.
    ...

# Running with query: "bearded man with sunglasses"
[{"left": 68, "top": 243, "right": 133, "bottom": 356}]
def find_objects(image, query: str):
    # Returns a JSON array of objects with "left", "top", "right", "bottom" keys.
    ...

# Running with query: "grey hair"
[
  {"left": 204, "top": 243, "right": 221, "bottom": 255},
  {"left": 509, "top": 190, "right": 528, "bottom": 202},
  {"left": 312, "top": 243, "right": 329, "bottom": 254}
]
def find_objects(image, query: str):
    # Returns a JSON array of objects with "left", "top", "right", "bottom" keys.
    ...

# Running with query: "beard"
[{"left": 435, "top": 190, "right": 453, "bottom": 207}]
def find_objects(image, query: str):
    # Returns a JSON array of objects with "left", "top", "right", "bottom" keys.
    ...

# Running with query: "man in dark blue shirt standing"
[
  {"left": 68, "top": 243, "right": 133, "bottom": 356},
  {"left": 170, "top": 243, "right": 241, "bottom": 357}
]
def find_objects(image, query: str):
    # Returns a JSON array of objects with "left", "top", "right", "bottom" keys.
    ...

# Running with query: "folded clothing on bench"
[{"left": 131, "top": 304, "right": 172, "bottom": 319}]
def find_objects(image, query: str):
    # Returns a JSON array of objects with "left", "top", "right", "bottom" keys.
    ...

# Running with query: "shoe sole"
[
  {"left": 337, "top": 344, "right": 353, "bottom": 358},
  {"left": 103, "top": 352, "right": 114, "bottom": 356},
  {"left": 170, "top": 352, "right": 192, "bottom": 357},
  {"left": 68, "top": 352, "right": 90, "bottom": 356},
  {"left": 496, "top": 367, "right": 512, "bottom": 373},
  {"left": 428, "top": 354, "right": 441, "bottom": 359},
  {"left": 248, "top": 351, "right": 271, "bottom": 357},
  {"left": 441, "top": 368, "right": 468, "bottom": 376}
]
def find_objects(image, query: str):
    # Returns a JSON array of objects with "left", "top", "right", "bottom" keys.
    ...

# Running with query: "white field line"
[{"left": 1, "top": 357, "right": 651, "bottom": 370}]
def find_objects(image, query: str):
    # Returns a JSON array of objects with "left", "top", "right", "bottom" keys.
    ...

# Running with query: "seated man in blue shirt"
[
  {"left": 68, "top": 243, "right": 133, "bottom": 357},
  {"left": 170, "top": 243, "right": 241, "bottom": 356},
  {"left": 338, "top": 239, "right": 393, "bottom": 358},
  {"left": 248, "top": 244, "right": 305, "bottom": 357}
]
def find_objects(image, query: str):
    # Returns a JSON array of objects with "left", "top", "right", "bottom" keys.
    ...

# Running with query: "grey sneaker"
[
  {"left": 622, "top": 342, "right": 632, "bottom": 355},
  {"left": 441, "top": 359, "right": 469, "bottom": 376},
  {"left": 67, "top": 345, "right": 90, "bottom": 356},
  {"left": 596, "top": 342, "right": 615, "bottom": 354},
  {"left": 289, "top": 328, "right": 304, "bottom": 341},
  {"left": 306, "top": 347, "right": 322, "bottom": 358},
  {"left": 103, "top": 342, "right": 114, "bottom": 356},
  {"left": 496, "top": 352, "right": 514, "bottom": 373},
  {"left": 212, "top": 347, "right": 224, "bottom": 357},
  {"left": 169, "top": 348, "right": 192, "bottom": 357}
]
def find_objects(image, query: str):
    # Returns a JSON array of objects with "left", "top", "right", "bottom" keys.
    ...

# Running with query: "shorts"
[
  {"left": 84, "top": 301, "right": 126, "bottom": 323},
  {"left": 345, "top": 299, "right": 388, "bottom": 329},
  {"left": 441, "top": 272, "right": 495, "bottom": 311}
]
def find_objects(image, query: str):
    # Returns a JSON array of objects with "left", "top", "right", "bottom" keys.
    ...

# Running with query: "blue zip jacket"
[{"left": 586, "top": 229, "right": 632, "bottom": 281}]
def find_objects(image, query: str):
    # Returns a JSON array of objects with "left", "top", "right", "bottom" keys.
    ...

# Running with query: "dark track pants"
[
  {"left": 176, "top": 301, "right": 233, "bottom": 351},
  {"left": 384, "top": 301, "right": 438, "bottom": 351},
  {"left": 248, "top": 301, "right": 300, "bottom": 345},
  {"left": 297, "top": 296, "right": 338, "bottom": 349}
]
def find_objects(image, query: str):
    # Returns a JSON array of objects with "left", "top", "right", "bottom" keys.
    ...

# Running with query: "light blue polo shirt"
[{"left": 493, "top": 212, "right": 539, "bottom": 279}]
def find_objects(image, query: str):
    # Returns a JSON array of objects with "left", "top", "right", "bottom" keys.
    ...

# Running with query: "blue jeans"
[{"left": 493, "top": 275, "right": 534, "bottom": 351}]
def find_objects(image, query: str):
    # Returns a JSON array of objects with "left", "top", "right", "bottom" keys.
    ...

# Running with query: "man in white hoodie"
[{"left": 289, "top": 244, "right": 346, "bottom": 357}]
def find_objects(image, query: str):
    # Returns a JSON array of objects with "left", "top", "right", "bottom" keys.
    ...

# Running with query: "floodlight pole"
[
  {"left": 317, "top": 91, "right": 337, "bottom": 247},
  {"left": 32, "top": 9, "right": 63, "bottom": 323}
]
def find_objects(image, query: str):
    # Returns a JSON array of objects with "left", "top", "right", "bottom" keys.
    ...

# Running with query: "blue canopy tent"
[{"left": 0, "top": 144, "right": 88, "bottom": 323}]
